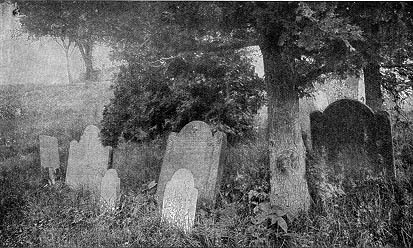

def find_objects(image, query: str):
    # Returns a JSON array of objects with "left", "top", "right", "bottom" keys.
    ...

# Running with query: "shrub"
[
  {"left": 113, "top": 138, "right": 165, "bottom": 193},
  {"left": 101, "top": 50, "right": 265, "bottom": 147}
]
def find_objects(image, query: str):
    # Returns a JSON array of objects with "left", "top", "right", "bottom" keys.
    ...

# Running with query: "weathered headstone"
[
  {"left": 162, "top": 168, "right": 198, "bottom": 233},
  {"left": 156, "top": 121, "right": 226, "bottom": 208},
  {"left": 66, "top": 125, "right": 110, "bottom": 196},
  {"left": 254, "top": 105, "right": 268, "bottom": 138},
  {"left": 39, "top": 135, "right": 60, "bottom": 185},
  {"left": 299, "top": 90, "right": 329, "bottom": 151},
  {"left": 311, "top": 99, "right": 394, "bottom": 184},
  {"left": 100, "top": 169, "right": 120, "bottom": 211}
]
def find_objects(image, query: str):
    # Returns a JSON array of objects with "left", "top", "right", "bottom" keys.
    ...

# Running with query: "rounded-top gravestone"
[
  {"left": 100, "top": 169, "right": 120, "bottom": 211},
  {"left": 162, "top": 168, "right": 198, "bottom": 233},
  {"left": 66, "top": 125, "right": 111, "bottom": 196},
  {"left": 311, "top": 99, "right": 395, "bottom": 184},
  {"left": 39, "top": 135, "right": 60, "bottom": 184},
  {"left": 156, "top": 121, "right": 227, "bottom": 209}
]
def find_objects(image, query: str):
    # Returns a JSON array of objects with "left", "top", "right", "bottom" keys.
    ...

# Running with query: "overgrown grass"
[
  {"left": 113, "top": 139, "right": 165, "bottom": 193},
  {"left": 0, "top": 82, "right": 412, "bottom": 247},
  {"left": 1, "top": 136, "right": 412, "bottom": 247},
  {"left": 0, "top": 83, "right": 113, "bottom": 163}
]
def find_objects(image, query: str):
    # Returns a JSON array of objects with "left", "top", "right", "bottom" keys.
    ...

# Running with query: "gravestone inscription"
[
  {"left": 39, "top": 135, "right": 60, "bottom": 184},
  {"left": 66, "top": 125, "right": 110, "bottom": 195},
  {"left": 162, "top": 168, "right": 198, "bottom": 233},
  {"left": 156, "top": 121, "right": 226, "bottom": 208}
]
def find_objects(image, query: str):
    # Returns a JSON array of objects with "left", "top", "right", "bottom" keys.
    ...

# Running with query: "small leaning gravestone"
[
  {"left": 39, "top": 135, "right": 60, "bottom": 185},
  {"left": 100, "top": 169, "right": 120, "bottom": 211},
  {"left": 162, "top": 168, "right": 198, "bottom": 233},
  {"left": 66, "top": 125, "right": 110, "bottom": 197}
]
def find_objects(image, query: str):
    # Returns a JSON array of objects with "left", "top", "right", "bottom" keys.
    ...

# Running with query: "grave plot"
[
  {"left": 66, "top": 125, "right": 111, "bottom": 196},
  {"left": 39, "top": 135, "right": 60, "bottom": 185},
  {"left": 310, "top": 99, "right": 395, "bottom": 184},
  {"left": 100, "top": 169, "right": 120, "bottom": 211},
  {"left": 156, "top": 121, "right": 227, "bottom": 209},
  {"left": 162, "top": 168, "right": 198, "bottom": 233}
]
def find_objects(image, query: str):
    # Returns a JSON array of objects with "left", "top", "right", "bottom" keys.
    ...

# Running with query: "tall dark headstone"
[{"left": 311, "top": 99, "right": 394, "bottom": 184}]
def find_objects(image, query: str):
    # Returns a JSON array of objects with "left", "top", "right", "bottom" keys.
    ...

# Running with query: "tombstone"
[
  {"left": 39, "top": 135, "right": 60, "bottom": 185},
  {"left": 311, "top": 99, "right": 395, "bottom": 184},
  {"left": 162, "top": 168, "right": 198, "bottom": 233},
  {"left": 356, "top": 70, "right": 366, "bottom": 104},
  {"left": 310, "top": 111, "right": 325, "bottom": 155},
  {"left": 156, "top": 121, "right": 226, "bottom": 208},
  {"left": 66, "top": 125, "right": 110, "bottom": 196},
  {"left": 299, "top": 90, "right": 329, "bottom": 151},
  {"left": 254, "top": 105, "right": 268, "bottom": 138},
  {"left": 100, "top": 169, "right": 120, "bottom": 211}
]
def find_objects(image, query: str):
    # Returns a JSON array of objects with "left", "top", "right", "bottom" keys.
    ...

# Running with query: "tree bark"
[
  {"left": 364, "top": 62, "right": 383, "bottom": 112},
  {"left": 55, "top": 37, "right": 74, "bottom": 84},
  {"left": 77, "top": 39, "right": 94, "bottom": 81},
  {"left": 260, "top": 43, "right": 311, "bottom": 218},
  {"left": 64, "top": 49, "right": 73, "bottom": 84}
]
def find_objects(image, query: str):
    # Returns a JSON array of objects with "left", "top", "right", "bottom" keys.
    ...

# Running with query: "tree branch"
[
  {"left": 60, "top": 37, "right": 70, "bottom": 51},
  {"left": 381, "top": 63, "right": 413, "bottom": 69},
  {"left": 297, "top": 64, "right": 331, "bottom": 86},
  {"left": 53, "top": 37, "right": 64, "bottom": 50},
  {"left": 67, "top": 38, "right": 76, "bottom": 55},
  {"left": 76, "top": 40, "right": 86, "bottom": 58},
  {"left": 176, "top": 38, "right": 259, "bottom": 55}
]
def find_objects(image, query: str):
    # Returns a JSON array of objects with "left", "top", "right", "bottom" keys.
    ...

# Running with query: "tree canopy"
[
  {"left": 17, "top": 1, "right": 120, "bottom": 81},
  {"left": 335, "top": 2, "right": 413, "bottom": 111}
]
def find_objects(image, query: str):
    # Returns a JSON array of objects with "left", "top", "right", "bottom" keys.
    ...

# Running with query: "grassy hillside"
[
  {"left": 0, "top": 81, "right": 113, "bottom": 181},
  {"left": 1, "top": 82, "right": 111, "bottom": 143}
]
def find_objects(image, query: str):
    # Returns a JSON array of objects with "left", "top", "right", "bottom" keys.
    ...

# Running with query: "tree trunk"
[
  {"left": 64, "top": 49, "right": 73, "bottom": 84},
  {"left": 261, "top": 44, "right": 311, "bottom": 218},
  {"left": 77, "top": 39, "right": 94, "bottom": 81},
  {"left": 364, "top": 62, "right": 383, "bottom": 112}
]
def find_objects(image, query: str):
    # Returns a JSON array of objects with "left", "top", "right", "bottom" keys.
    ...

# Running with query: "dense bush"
[{"left": 101, "top": 50, "right": 265, "bottom": 147}]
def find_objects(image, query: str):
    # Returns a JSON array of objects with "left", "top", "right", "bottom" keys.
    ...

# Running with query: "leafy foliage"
[
  {"left": 17, "top": 1, "right": 123, "bottom": 81},
  {"left": 101, "top": 50, "right": 265, "bottom": 147},
  {"left": 335, "top": 2, "right": 413, "bottom": 110}
]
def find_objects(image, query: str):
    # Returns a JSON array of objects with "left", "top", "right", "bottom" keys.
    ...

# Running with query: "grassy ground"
[
  {"left": 0, "top": 137, "right": 412, "bottom": 247},
  {"left": 0, "top": 83, "right": 412, "bottom": 247}
]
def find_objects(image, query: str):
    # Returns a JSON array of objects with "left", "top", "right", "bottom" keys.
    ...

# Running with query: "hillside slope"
[{"left": 0, "top": 81, "right": 113, "bottom": 160}]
